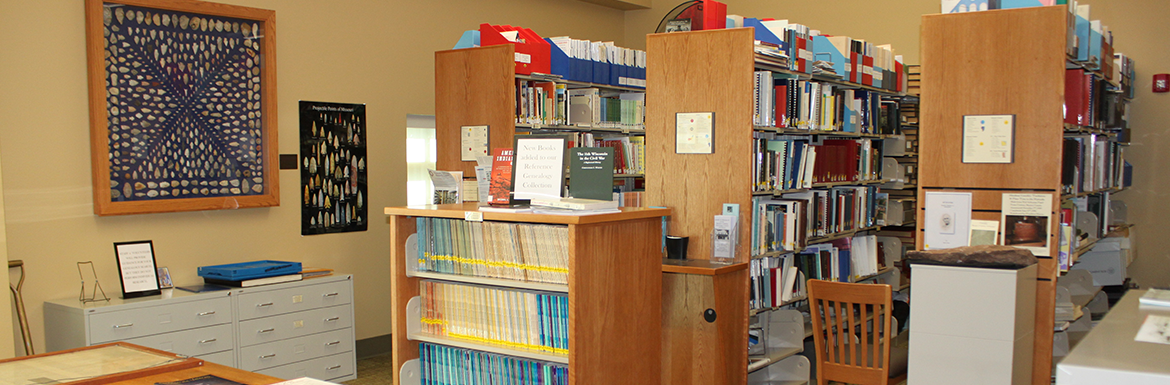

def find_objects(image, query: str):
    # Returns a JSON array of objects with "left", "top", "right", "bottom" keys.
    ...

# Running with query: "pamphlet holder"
[
  {"left": 744, "top": 18, "right": 783, "bottom": 46},
  {"left": 545, "top": 38, "right": 573, "bottom": 81},
  {"left": 479, "top": 23, "right": 550, "bottom": 75},
  {"left": 592, "top": 58, "right": 610, "bottom": 85}
]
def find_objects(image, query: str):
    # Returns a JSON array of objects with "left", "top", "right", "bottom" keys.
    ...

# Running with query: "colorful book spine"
[
  {"left": 420, "top": 280, "right": 569, "bottom": 356},
  {"left": 420, "top": 342, "right": 568, "bottom": 385},
  {"left": 416, "top": 218, "right": 570, "bottom": 284}
]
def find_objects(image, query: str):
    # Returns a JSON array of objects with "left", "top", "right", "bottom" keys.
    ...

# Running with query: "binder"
[
  {"left": 546, "top": 38, "right": 572, "bottom": 81},
  {"left": 814, "top": 36, "right": 851, "bottom": 82},
  {"left": 745, "top": 18, "right": 783, "bottom": 46},
  {"left": 479, "top": 23, "right": 550, "bottom": 75}
]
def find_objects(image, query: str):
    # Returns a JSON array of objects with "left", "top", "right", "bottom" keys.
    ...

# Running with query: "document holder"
[
  {"left": 546, "top": 38, "right": 573, "bottom": 81},
  {"left": 479, "top": 23, "right": 550, "bottom": 75}
]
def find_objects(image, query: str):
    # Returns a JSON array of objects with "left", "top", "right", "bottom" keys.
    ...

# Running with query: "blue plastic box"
[{"left": 197, "top": 260, "right": 302, "bottom": 281}]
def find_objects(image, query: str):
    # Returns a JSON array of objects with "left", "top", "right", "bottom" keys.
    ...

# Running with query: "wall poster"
[{"left": 300, "top": 101, "right": 367, "bottom": 235}]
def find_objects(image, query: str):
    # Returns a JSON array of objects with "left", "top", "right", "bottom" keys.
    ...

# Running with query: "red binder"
[
  {"left": 479, "top": 24, "right": 550, "bottom": 75},
  {"left": 862, "top": 55, "right": 874, "bottom": 86}
]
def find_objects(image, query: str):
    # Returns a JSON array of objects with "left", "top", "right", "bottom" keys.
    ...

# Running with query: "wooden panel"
[
  {"left": 661, "top": 269, "right": 748, "bottom": 385},
  {"left": 569, "top": 217, "right": 662, "bottom": 384},
  {"left": 919, "top": 6, "right": 1067, "bottom": 191},
  {"left": 661, "top": 259, "right": 749, "bottom": 275},
  {"left": 645, "top": 28, "right": 755, "bottom": 262},
  {"left": 435, "top": 45, "right": 516, "bottom": 176},
  {"left": 388, "top": 215, "right": 418, "bottom": 385}
]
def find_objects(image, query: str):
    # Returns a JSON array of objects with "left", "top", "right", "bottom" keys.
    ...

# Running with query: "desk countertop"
[{"left": 1056, "top": 289, "right": 1170, "bottom": 384}]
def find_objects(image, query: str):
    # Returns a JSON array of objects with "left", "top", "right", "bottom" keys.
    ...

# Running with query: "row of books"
[
  {"left": 749, "top": 254, "right": 807, "bottom": 311},
  {"left": 557, "top": 133, "right": 645, "bottom": 176},
  {"left": 731, "top": 17, "right": 907, "bottom": 92},
  {"left": 545, "top": 36, "right": 647, "bottom": 87},
  {"left": 515, "top": 84, "right": 645, "bottom": 131},
  {"left": 1065, "top": 68, "right": 1131, "bottom": 131},
  {"left": 419, "top": 343, "right": 568, "bottom": 385},
  {"left": 416, "top": 217, "right": 570, "bottom": 285},
  {"left": 751, "top": 137, "right": 884, "bottom": 192},
  {"left": 750, "top": 186, "right": 882, "bottom": 256},
  {"left": 420, "top": 280, "right": 569, "bottom": 355},
  {"left": 565, "top": 88, "right": 644, "bottom": 130},
  {"left": 752, "top": 73, "right": 892, "bottom": 134},
  {"left": 1061, "top": 134, "right": 1128, "bottom": 195}
]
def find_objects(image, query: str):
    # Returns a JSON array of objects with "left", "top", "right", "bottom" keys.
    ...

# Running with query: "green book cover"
[{"left": 568, "top": 147, "right": 614, "bottom": 201}]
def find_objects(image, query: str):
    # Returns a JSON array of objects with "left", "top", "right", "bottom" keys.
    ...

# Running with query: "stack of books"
[
  {"left": 198, "top": 260, "right": 304, "bottom": 288},
  {"left": 530, "top": 197, "right": 619, "bottom": 215}
]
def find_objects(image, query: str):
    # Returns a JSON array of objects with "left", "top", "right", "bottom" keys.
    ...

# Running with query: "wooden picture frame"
[
  {"left": 113, "top": 240, "right": 161, "bottom": 298},
  {"left": 85, "top": 0, "right": 278, "bottom": 216}
]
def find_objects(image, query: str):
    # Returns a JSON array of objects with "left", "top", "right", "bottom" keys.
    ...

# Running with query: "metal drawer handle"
[
  {"left": 197, "top": 311, "right": 216, "bottom": 316},
  {"left": 258, "top": 328, "right": 276, "bottom": 334},
  {"left": 324, "top": 316, "right": 341, "bottom": 322},
  {"left": 326, "top": 365, "right": 342, "bottom": 371},
  {"left": 325, "top": 341, "right": 341, "bottom": 346},
  {"left": 198, "top": 338, "right": 218, "bottom": 344},
  {"left": 323, "top": 292, "right": 340, "bottom": 298},
  {"left": 256, "top": 302, "right": 274, "bottom": 308},
  {"left": 113, "top": 323, "right": 134, "bottom": 329},
  {"left": 260, "top": 353, "right": 276, "bottom": 359}
]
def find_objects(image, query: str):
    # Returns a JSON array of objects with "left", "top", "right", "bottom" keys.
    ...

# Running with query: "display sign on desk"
[
  {"left": 961, "top": 114, "right": 1015, "bottom": 163},
  {"left": 511, "top": 137, "right": 567, "bottom": 201},
  {"left": 113, "top": 241, "right": 161, "bottom": 299}
]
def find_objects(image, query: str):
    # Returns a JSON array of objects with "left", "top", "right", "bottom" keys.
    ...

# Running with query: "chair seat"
[{"left": 840, "top": 332, "right": 909, "bottom": 378}]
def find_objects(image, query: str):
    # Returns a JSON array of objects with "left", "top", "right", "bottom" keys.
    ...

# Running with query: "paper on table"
[
  {"left": 923, "top": 192, "right": 973, "bottom": 250},
  {"left": 1134, "top": 314, "right": 1170, "bottom": 345}
]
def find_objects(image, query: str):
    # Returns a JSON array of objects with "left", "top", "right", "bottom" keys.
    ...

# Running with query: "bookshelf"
[
  {"left": 919, "top": 6, "right": 1135, "bottom": 384},
  {"left": 645, "top": 27, "right": 908, "bottom": 384},
  {"left": 435, "top": 45, "right": 647, "bottom": 184},
  {"left": 386, "top": 203, "right": 669, "bottom": 384}
]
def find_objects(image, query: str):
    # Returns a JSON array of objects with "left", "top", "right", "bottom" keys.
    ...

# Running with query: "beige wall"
[
  {"left": 626, "top": 0, "right": 1169, "bottom": 287},
  {"left": 0, "top": 0, "right": 623, "bottom": 353}
]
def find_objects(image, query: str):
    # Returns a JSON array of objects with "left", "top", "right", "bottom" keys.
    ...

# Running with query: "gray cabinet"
[{"left": 44, "top": 274, "right": 355, "bottom": 382}]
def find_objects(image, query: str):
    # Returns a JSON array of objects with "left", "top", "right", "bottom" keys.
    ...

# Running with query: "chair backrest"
[{"left": 807, "top": 279, "right": 894, "bottom": 385}]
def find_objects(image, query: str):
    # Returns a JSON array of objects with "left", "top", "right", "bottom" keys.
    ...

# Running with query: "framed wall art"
[{"left": 85, "top": 0, "right": 278, "bottom": 215}]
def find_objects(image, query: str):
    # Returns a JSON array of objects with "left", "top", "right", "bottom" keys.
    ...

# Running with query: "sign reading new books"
[{"left": 511, "top": 137, "right": 568, "bottom": 202}]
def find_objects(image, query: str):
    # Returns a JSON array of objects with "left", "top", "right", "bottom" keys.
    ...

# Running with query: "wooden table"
[
  {"left": 110, "top": 362, "right": 283, "bottom": 385},
  {"left": 0, "top": 342, "right": 284, "bottom": 385}
]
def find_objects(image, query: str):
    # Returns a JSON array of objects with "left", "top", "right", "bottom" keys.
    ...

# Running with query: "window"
[{"left": 405, "top": 115, "right": 436, "bottom": 206}]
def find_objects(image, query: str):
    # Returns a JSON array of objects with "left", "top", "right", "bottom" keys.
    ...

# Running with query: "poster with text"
[
  {"left": 1001, "top": 193, "right": 1053, "bottom": 257},
  {"left": 300, "top": 101, "right": 367, "bottom": 235}
]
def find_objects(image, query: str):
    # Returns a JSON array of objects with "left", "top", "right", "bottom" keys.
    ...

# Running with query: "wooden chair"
[{"left": 807, "top": 280, "right": 908, "bottom": 385}]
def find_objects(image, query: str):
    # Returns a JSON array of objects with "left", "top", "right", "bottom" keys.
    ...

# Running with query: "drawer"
[
  {"left": 197, "top": 349, "right": 236, "bottom": 367},
  {"left": 256, "top": 351, "right": 354, "bottom": 381},
  {"left": 237, "top": 280, "right": 352, "bottom": 321},
  {"left": 88, "top": 297, "right": 232, "bottom": 343},
  {"left": 123, "top": 323, "right": 234, "bottom": 357},
  {"left": 239, "top": 328, "right": 354, "bottom": 371},
  {"left": 238, "top": 305, "right": 352, "bottom": 347}
]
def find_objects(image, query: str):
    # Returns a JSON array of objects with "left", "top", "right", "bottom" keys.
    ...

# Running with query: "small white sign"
[
  {"left": 962, "top": 115, "right": 1015, "bottom": 163},
  {"left": 460, "top": 125, "right": 489, "bottom": 162},
  {"left": 676, "top": 112, "right": 715, "bottom": 154}
]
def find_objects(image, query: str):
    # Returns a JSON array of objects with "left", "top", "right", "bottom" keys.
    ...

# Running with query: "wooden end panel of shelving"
[
  {"left": 645, "top": 28, "right": 755, "bottom": 262},
  {"left": 435, "top": 45, "right": 516, "bottom": 176},
  {"left": 388, "top": 214, "right": 419, "bottom": 385},
  {"left": 568, "top": 217, "right": 663, "bottom": 384},
  {"left": 660, "top": 269, "right": 749, "bottom": 385},
  {"left": 919, "top": 6, "right": 1067, "bottom": 191}
]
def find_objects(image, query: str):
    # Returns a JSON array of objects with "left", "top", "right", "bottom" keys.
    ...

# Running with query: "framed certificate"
[{"left": 114, "top": 241, "right": 161, "bottom": 298}]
